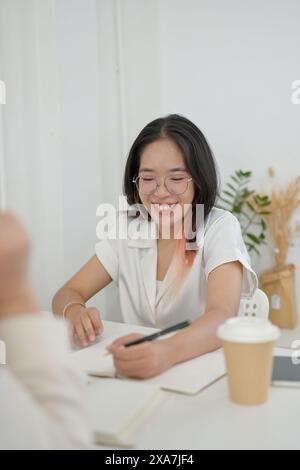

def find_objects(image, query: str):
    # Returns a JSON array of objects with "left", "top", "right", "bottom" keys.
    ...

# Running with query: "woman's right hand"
[{"left": 65, "top": 305, "right": 103, "bottom": 348}]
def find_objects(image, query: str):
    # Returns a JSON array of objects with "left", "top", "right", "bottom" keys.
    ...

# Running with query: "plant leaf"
[
  {"left": 219, "top": 197, "right": 233, "bottom": 206},
  {"left": 261, "top": 219, "right": 267, "bottom": 230},
  {"left": 230, "top": 175, "right": 240, "bottom": 185},
  {"left": 259, "top": 211, "right": 272, "bottom": 215},
  {"left": 246, "top": 201, "right": 256, "bottom": 212},
  {"left": 246, "top": 233, "right": 261, "bottom": 244},
  {"left": 227, "top": 183, "right": 237, "bottom": 193},
  {"left": 223, "top": 190, "right": 235, "bottom": 198},
  {"left": 247, "top": 244, "right": 260, "bottom": 255}
]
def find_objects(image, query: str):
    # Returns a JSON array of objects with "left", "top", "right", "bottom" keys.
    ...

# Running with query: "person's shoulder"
[{"left": 205, "top": 207, "right": 238, "bottom": 232}]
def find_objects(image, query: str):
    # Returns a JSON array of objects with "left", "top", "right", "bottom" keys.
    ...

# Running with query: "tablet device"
[{"left": 272, "top": 356, "right": 300, "bottom": 387}]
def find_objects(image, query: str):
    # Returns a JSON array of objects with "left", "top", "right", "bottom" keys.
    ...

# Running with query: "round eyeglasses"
[{"left": 132, "top": 175, "right": 193, "bottom": 196}]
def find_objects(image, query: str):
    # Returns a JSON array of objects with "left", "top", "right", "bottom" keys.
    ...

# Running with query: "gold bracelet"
[{"left": 62, "top": 301, "right": 85, "bottom": 320}]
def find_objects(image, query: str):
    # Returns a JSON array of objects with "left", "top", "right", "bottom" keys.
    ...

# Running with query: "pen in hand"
[{"left": 104, "top": 320, "right": 191, "bottom": 356}]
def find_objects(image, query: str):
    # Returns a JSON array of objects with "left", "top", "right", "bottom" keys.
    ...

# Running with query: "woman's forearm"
[
  {"left": 52, "top": 287, "right": 85, "bottom": 317},
  {"left": 165, "top": 309, "right": 233, "bottom": 366}
]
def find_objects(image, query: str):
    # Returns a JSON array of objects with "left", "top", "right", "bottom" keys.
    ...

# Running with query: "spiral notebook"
[{"left": 71, "top": 336, "right": 226, "bottom": 395}]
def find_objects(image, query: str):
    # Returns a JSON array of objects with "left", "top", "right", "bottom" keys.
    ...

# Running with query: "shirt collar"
[{"left": 126, "top": 213, "right": 158, "bottom": 248}]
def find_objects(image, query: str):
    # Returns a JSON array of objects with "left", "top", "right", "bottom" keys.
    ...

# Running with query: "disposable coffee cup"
[{"left": 217, "top": 317, "right": 280, "bottom": 405}]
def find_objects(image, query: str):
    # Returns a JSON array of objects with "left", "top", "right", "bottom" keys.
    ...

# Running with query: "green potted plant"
[{"left": 219, "top": 170, "right": 272, "bottom": 256}]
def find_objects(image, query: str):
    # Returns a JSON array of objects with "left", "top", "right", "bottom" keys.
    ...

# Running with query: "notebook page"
[
  {"left": 70, "top": 335, "right": 226, "bottom": 394},
  {"left": 69, "top": 336, "right": 117, "bottom": 377},
  {"left": 139, "top": 348, "right": 226, "bottom": 395}
]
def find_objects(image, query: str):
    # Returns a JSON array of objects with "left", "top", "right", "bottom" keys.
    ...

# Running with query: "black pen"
[
  {"left": 103, "top": 320, "right": 191, "bottom": 356},
  {"left": 124, "top": 320, "right": 191, "bottom": 348}
]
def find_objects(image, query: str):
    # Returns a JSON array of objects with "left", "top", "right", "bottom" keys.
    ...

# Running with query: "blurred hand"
[
  {"left": 106, "top": 333, "right": 176, "bottom": 379},
  {"left": 0, "top": 212, "right": 30, "bottom": 294},
  {"left": 65, "top": 305, "right": 103, "bottom": 348},
  {"left": 0, "top": 212, "right": 38, "bottom": 317}
]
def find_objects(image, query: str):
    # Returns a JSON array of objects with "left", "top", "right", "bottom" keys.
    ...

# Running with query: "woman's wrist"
[
  {"left": 63, "top": 301, "right": 86, "bottom": 320},
  {"left": 164, "top": 322, "right": 199, "bottom": 366},
  {"left": 163, "top": 339, "right": 180, "bottom": 368}
]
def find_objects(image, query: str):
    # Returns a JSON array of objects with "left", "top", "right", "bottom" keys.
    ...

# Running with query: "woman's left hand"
[{"left": 106, "top": 333, "right": 176, "bottom": 379}]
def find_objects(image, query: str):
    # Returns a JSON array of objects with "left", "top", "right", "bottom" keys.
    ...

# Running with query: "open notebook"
[
  {"left": 70, "top": 336, "right": 226, "bottom": 395},
  {"left": 86, "top": 379, "right": 162, "bottom": 447}
]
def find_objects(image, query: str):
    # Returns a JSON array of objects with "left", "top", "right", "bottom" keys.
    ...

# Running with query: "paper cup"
[{"left": 218, "top": 317, "right": 280, "bottom": 405}]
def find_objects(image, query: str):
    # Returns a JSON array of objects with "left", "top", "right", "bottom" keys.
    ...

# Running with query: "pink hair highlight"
[{"left": 167, "top": 231, "right": 197, "bottom": 299}]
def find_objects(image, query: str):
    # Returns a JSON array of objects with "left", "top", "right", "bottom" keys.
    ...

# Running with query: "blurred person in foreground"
[{"left": 0, "top": 212, "right": 90, "bottom": 449}]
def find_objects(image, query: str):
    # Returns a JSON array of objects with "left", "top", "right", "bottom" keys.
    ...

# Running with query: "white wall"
[
  {"left": 0, "top": 0, "right": 299, "bottom": 315},
  {"left": 157, "top": 0, "right": 300, "bottom": 303}
]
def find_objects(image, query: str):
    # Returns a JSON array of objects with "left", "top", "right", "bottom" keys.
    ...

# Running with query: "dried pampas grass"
[{"left": 266, "top": 168, "right": 300, "bottom": 268}]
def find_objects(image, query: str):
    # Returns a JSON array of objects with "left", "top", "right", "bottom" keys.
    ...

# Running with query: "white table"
[{"left": 91, "top": 321, "right": 300, "bottom": 450}]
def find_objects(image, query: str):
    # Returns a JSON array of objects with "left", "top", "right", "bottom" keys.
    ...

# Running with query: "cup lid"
[{"left": 217, "top": 317, "right": 280, "bottom": 344}]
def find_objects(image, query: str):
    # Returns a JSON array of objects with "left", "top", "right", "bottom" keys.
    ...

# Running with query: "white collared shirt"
[{"left": 95, "top": 207, "right": 258, "bottom": 328}]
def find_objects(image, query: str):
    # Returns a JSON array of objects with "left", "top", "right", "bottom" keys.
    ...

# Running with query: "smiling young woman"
[{"left": 52, "top": 114, "right": 258, "bottom": 379}]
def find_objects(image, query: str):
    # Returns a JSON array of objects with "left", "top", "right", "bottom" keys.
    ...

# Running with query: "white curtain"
[
  {"left": 0, "top": 0, "right": 160, "bottom": 312},
  {"left": 0, "top": 0, "right": 66, "bottom": 310}
]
